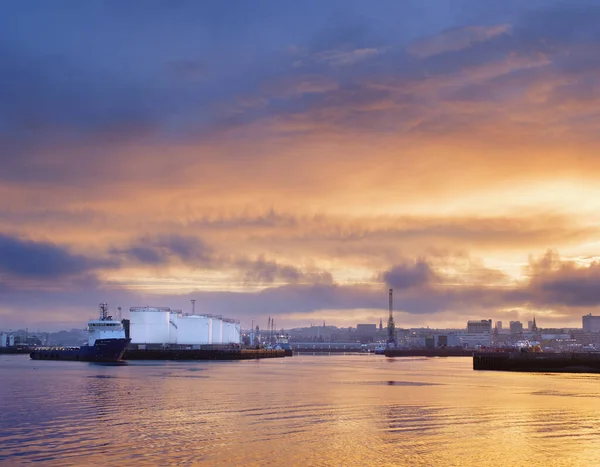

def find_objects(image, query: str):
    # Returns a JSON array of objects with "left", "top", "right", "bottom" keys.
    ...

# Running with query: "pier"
[
  {"left": 473, "top": 351, "right": 600, "bottom": 373},
  {"left": 123, "top": 347, "right": 286, "bottom": 361},
  {"left": 385, "top": 348, "right": 474, "bottom": 357}
]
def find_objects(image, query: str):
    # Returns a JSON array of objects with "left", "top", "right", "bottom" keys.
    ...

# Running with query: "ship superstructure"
[{"left": 87, "top": 303, "right": 126, "bottom": 346}]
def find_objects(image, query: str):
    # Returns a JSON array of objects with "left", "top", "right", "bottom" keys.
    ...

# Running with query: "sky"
[{"left": 2, "top": 0, "right": 600, "bottom": 331}]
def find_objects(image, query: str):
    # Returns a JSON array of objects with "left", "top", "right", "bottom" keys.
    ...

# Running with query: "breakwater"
[
  {"left": 294, "top": 347, "right": 364, "bottom": 353},
  {"left": 0, "top": 347, "right": 31, "bottom": 355},
  {"left": 473, "top": 351, "right": 600, "bottom": 373},
  {"left": 385, "top": 348, "right": 474, "bottom": 357},
  {"left": 123, "top": 347, "right": 286, "bottom": 360}
]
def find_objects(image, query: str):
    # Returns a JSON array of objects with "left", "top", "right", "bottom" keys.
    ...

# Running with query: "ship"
[
  {"left": 30, "top": 303, "right": 130, "bottom": 362},
  {"left": 272, "top": 335, "right": 293, "bottom": 356}
]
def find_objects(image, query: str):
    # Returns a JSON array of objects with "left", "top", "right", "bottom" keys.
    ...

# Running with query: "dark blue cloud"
[
  {"left": 0, "top": 233, "right": 112, "bottom": 278},
  {"left": 515, "top": 1, "right": 600, "bottom": 44},
  {"left": 535, "top": 269, "right": 600, "bottom": 306},
  {"left": 112, "top": 233, "right": 333, "bottom": 285},
  {"left": 238, "top": 256, "right": 333, "bottom": 285},
  {"left": 122, "top": 247, "right": 164, "bottom": 265},
  {"left": 382, "top": 260, "right": 438, "bottom": 290},
  {"left": 112, "top": 234, "right": 213, "bottom": 266},
  {"left": 527, "top": 251, "right": 600, "bottom": 307}
]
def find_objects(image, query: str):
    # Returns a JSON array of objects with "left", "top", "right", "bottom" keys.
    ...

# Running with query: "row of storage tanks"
[
  {"left": 129, "top": 307, "right": 241, "bottom": 345},
  {"left": 0, "top": 334, "right": 15, "bottom": 347}
]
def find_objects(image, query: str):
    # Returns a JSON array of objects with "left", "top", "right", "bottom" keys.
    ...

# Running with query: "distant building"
[
  {"left": 510, "top": 321, "right": 523, "bottom": 334},
  {"left": 467, "top": 320, "right": 492, "bottom": 334},
  {"left": 463, "top": 319, "right": 492, "bottom": 348},
  {"left": 356, "top": 324, "right": 378, "bottom": 343},
  {"left": 496, "top": 321, "right": 503, "bottom": 332},
  {"left": 357, "top": 324, "right": 377, "bottom": 334},
  {"left": 527, "top": 320, "right": 533, "bottom": 331},
  {"left": 582, "top": 314, "right": 600, "bottom": 333}
]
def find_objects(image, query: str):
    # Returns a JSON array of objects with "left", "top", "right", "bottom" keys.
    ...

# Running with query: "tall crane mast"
[{"left": 387, "top": 288, "right": 396, "bottom": 346}]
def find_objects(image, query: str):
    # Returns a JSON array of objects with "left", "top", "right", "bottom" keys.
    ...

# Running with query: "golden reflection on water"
[{"left": 2, "top": 355, "right": 600, "bottom": 466}]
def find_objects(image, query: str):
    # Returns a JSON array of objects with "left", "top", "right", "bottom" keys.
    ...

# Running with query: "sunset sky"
[{"left": 2, "top": 0, "right": 600, "bottom": 330}]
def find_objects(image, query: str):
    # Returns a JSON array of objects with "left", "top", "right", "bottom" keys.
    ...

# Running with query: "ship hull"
[{"left": 30, "top": 338, "right": 130, "bottom": 362}]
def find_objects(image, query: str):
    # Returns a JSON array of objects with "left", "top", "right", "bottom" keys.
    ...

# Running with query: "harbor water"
[{"left": 2, "top": 354, "right": 600, "bottom": 466}]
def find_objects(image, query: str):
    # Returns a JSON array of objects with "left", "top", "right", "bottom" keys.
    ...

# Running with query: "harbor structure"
[
  {"left": 129, "top": 305, "right": 241, "bottom": 346},
  {"left": 124, "top": 347, "right": 285, "bottom": 360},
  {"left": 387, "top": 288, "right": 396, "bottom": 346},
  {"left": 474, "top": 351, "right": 600, "bottom": 373}
]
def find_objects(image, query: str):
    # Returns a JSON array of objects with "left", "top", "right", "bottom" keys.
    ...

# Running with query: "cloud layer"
[{"left": 2, "top": 0, "right": 600, "bottom": 329}]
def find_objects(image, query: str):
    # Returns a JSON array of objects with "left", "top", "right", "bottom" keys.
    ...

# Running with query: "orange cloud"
[{"left": 4, "top": 2, "right": 600, "bottom": 328}]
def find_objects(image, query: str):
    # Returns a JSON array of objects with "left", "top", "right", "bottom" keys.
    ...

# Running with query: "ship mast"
[{"left": 99, "top": 302, "right": 109, "bottom": 320}]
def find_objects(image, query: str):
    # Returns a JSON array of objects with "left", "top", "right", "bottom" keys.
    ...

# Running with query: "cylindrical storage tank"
[
  {"left": 234, "top": 322, "right": 241, "bottom": 344},
  {"left": 8, "top": 335, "right": 15, "bottom": 347},
  {"left": 177, "top": 316, "right": 212, "bottom": 345},
  {"left": 211, "top": 318, "right": 223, "bottom": 345},
  {"left": 0, "top": 333, "right": 6, "bottom": 348},
  {"left": 222, "top": 319, "right": 237, "bottom": 344},
  {"left": 229, "top": 321, "right": 237, "bottom": 343},
  {"left": 221, "top": 320, "right": 232, "bottom": 345},
  {"left": 168, "top": 312, "right": 179, "bottom": 344},
  {"left": 129, "top": 307, "right": 171, "bottom": 344},
  {"left": 202, "top": 316, "right": 213, "bottom": 345}
]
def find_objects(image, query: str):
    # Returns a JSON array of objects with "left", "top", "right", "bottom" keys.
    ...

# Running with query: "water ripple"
[{"left": 2, "top": 355, "right": 600, "bottom": 466}]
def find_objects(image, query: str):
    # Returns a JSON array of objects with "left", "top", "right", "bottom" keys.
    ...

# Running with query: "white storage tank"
[
  {"left": 229, "top": 320, "right": 238, "bottom": 343},
  {"left": 233, "top": 322, "right": 241, "bottom": 344},
  {"left": 221, "top": 320, "right": 232, "bottom": 345},
  {"left": 222, "top": 319, "right": 239, "bottom": 344},
  {"left": 177, "top": 315, "right": 212, "bottom": 345},
  {"left": 8, "top": 335, "right": 15, "bottom": 347},
  {"left": 211, "top": 318, "right": 223, "bottom": 345},
  {"left": 168, "top": 312, "right": 179, "bottom": 344},
  {"left": 129, "top": 307, "right": 171, "bottom": 344},
  {"left": 0, "top": 333, "right": 6, "bottom": 348}
]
